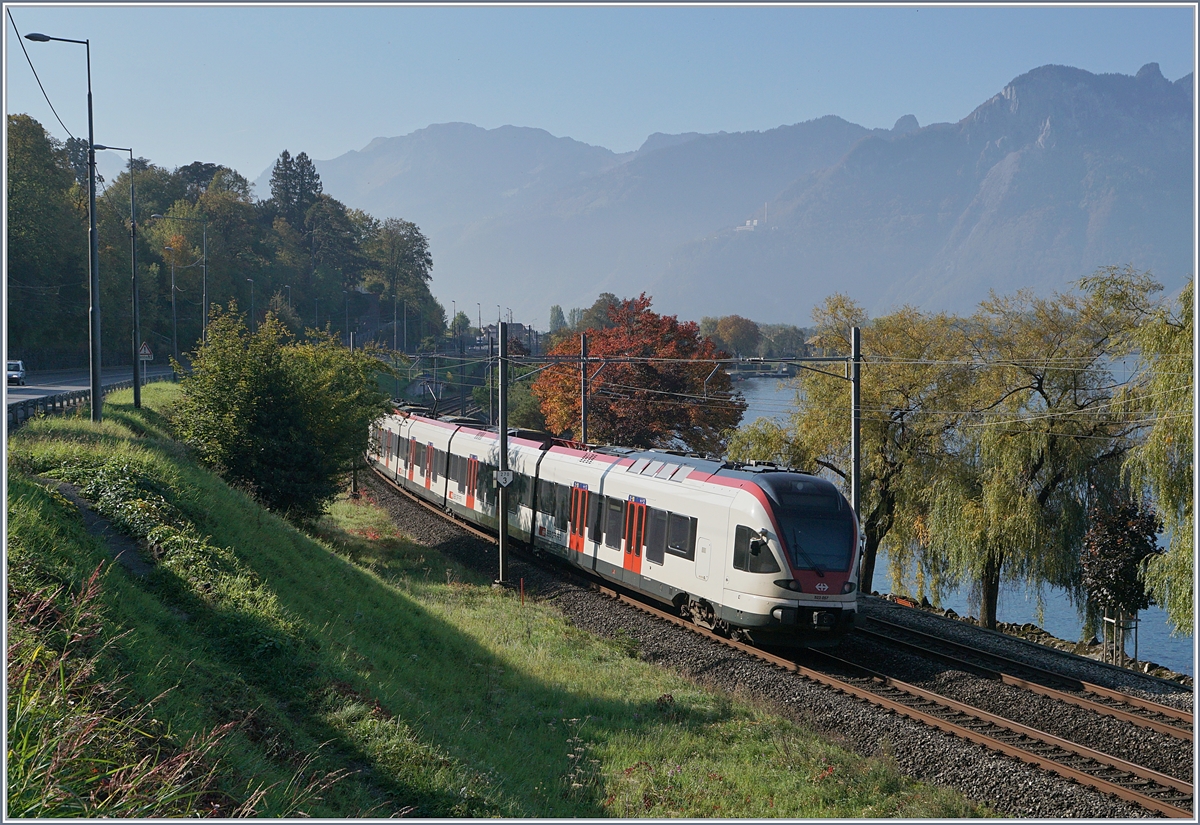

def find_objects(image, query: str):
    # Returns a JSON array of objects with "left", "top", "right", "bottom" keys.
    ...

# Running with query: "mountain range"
[{"left": 257, "top": 62, "right": 1193, "bottom": 325}]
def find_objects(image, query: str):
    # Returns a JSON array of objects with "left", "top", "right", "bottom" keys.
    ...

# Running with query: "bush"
[{"left": 172, "top": 305, "right": 392, "bottom": 520}]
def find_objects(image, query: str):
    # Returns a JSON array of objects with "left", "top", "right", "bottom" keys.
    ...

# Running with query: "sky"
[{"left": 5, "top": 4, "right": 1196, "bottom": 189}]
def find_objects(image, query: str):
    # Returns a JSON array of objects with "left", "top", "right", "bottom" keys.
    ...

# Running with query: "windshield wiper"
[{"left": 791, "top": 529, "right": 824, "bottom": 577}]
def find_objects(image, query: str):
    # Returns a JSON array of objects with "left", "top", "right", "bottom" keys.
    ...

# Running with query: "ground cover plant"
[{"left": 7, "top": 383, "right": 986, "bottom": 817}]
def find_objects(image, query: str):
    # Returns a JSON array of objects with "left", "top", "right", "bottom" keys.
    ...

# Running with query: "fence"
[{"left": 6, "top": 373, "right": 176, "bottom": 431}]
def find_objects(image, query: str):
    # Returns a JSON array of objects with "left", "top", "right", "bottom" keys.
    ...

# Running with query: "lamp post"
[
  {"left": 151, "top": 213, "right": 206, "bottom": 343},
  {"left": 26, "top": 32, "right": 102, "bottom": 421},
  {"left": 163, "top": 246, "right": 178, "bottom": 370},
  {"left": 343, "top": 290, "right": 350, "bottom": 347},
  {"left": 284, "top": 284, "right": 291, "bottom": 310},
  {"left": 94, "top": 144, "right": 140, "bottom": 407},
  {"left": 247, "top": 278, "right": 256, "bottom": 333}
]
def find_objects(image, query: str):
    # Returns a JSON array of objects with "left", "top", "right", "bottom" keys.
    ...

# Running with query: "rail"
[{"left": 6, "top": 372, "right": 176, "bottom": 431}]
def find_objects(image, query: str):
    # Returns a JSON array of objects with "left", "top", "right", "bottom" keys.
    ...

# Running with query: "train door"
[
  {"left": 465, "top": 457, "right": 479, "bottom": 510},
  {"left": 407, "top": 437, "right": 418, "bottom": 482},
  {"left": 424, "top": 444, "right": 435, "bottom": 490},
  {"left": 568, "top": 484, "right": 589, "bottom": 553},
  {"left": 623, "top": 497, "right": 646, "bottom": 575}
]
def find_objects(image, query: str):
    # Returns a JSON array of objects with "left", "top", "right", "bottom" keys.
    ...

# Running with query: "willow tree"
[
  {"left": 1082, "top": 269, "right": 1194, "bottom": 633},
  {"left": 727, "top": 295, "right": 975, "bottom": 594},
  {"left": 925, "top": 276, "right": 1152, "bottom": 629}
]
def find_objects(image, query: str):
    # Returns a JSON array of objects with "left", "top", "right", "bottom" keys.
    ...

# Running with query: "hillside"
[{"left": 6, "top": 386, "right": 979, "bottom": 818}]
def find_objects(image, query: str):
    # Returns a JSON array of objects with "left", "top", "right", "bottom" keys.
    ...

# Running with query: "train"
[{"left": 368, "top": 406, "right": 862, "bottom": 646}]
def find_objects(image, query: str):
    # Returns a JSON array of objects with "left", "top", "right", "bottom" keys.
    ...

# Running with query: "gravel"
[{"left": 363, "top": 471, "right": 1190, "bottom": 818}]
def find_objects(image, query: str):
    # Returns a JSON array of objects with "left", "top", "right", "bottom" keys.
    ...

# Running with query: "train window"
[
  {"left": 645, "top": 508, "right": 668, "bottom": 564},
  {"left": 553, "top": 483, "right": 569, "bottom": 530},
  {"left": 666, "top": 513, "right": 697, "bottom": 560},
  {"left": 604, "top": 498, "right": 624, "bottom": 549},
  {"left": 733, "top": 525, "right": 781, "bottom": 574},
  {"left": 430, "top": 448, "right": 440, "bottom": 482},
  {"left": 588, "top": 493, "right": 602, "bottom": 540}
]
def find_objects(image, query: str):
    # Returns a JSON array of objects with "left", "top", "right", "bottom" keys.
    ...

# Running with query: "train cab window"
[
  {"left": 604, "top": 498, "right": 625, "bottom": 549},
  {"left": 645, "top": 508, "right": 668, "bottom": 564},
  {"left": 733, "top": 525, "right": 781, "bottom": 574},
  {"left": 666, "top": 513, "right": 697, "bottom": 560}
]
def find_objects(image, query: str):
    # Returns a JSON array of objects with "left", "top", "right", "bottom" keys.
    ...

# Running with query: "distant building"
[{"left": 734, "top": 219, "right": 759, "bottom": 232}]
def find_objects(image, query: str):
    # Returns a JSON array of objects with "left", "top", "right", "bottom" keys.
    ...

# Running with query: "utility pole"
[
  {"left": 497, "top": 321, "right": 510, "bottom": 583},
  {"left": 850, "top": 326, "right": 861, "bottom": 519},
  {"left": 580, "top": 333, "right": 588, "bottom": 445},
  {"left": 487, "top": 334, "right": 494, "bottom": 425}
]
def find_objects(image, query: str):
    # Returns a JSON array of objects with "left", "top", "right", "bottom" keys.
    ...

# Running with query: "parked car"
[{"left": 7, "top": 360, "right": 26, "bottom": 385}]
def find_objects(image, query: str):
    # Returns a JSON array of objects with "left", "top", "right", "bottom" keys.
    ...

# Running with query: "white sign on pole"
[
  {"left": 495, "top": 470, "right": 514, "bottom": 487},
  {"left": 138, "top": 342, "right": 154, "bottom": 361}
]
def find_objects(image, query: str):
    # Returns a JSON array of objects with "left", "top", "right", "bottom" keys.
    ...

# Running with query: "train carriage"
[{"left": 370, "top": 407, "right": 861, "bottom": 646}]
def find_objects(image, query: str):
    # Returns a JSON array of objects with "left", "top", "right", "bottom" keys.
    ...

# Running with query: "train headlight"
[
  {"left": 841, "top": 581, "right": 857, "bottom": 594},
  {"left": 774, "top": 579, "right": 802, "bottom": 592}
]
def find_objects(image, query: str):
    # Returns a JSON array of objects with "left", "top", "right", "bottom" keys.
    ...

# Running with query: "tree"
[
  {"left": 172, "top": 304, "right": 392, "bottom": 520},
  {"left": 578, "top": 293, "right": 620, "bottom": 332},
  {"left": 450, "top": 311, "right": 472, "bottom": 338},
  {"left": 727, "top": 296, "right": 974, "bottom": 596},
  {"left": 532, "top": 294, "right": 746, "bottom": 454},
  {"left": 1080, "top": 492, "right": 1161, "bottom": 617},
  {"left": 7, "top": 115, "right": 87, "bottom": 368},
  {"left": 1083, "top": 269, "right": 1193, "bottom": 633},
  {"left": 549, "top": 305, "right": 567, "bottom": 333},
  {"left": 925, "top": 278, "right": 1151, "bottom": 629},
  {"left": 716, "top": 315, "right": 761, "bottom": 356},
  {"left": 268, "top": 149, "right": 322, "bottom": 229}
]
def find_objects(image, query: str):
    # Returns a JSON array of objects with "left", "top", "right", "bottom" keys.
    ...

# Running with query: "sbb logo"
[{"left": 815, "top": 582, "right": 829, "bottom": 592}]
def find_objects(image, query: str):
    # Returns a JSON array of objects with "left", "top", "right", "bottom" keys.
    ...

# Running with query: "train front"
[{"left": 743, "top": 473, "right": 861, "bottom": 646}]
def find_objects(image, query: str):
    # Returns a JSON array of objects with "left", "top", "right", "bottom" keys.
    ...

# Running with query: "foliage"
[
  {"left": 533, "top": 294, "right": 745, "bottom": 453},
  {"left": 548, "top": 305, "right": 567, "bottom": 333},
  {"left": 715, "top": 315, "right": 761, "bottom": 356},
  {"left": 8, "top": 115, "right": 444, "bottom": 369},
  {"left": 925, "top": 279, "right": 1149, "bottom": 628},
  {"left": 1080, "top": 493, "right": 1161, "bottom": 616},
  {"left": 171, "top": 304, "right": 392, "bottom": 519},
  {"left": 1083, "top": 270, "right": 1194, "bottom": 633},
  {"left": 6, "top": 114, "right": 87, "bottom": 368}
]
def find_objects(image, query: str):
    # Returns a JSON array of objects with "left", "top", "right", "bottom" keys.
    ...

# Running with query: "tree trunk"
[
  {"left": 859, "top": 533, "right": 882, "bottom": 595},
  {"left": 979, "top": 551, "right": 1003, "bottom": 630}
]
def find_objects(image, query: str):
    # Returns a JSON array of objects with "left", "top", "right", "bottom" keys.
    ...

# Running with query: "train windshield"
[
  {"left": 770, "top": 488, "right": 854, "bottom": 574},
  {"left": 777, "top": 512, "right": 854, "bottom": 574}
]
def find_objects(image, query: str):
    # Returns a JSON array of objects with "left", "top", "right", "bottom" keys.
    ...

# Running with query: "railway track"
[
  {"left": 369, "top": 467, "right": 1194, "bottom": 818},
  {"left": 857, "top": 617, "right": 1194, "bottom": 742}
]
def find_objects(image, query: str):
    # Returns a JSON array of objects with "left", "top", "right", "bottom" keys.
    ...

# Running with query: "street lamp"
[
  {"left": 26, "top": 32, "right": 102, "bottom": 421},
  {"left": 284, "top": 284, "right": 291, "bottom": 310},
  {"left": 163, "top": 246, "right": 178, "bottom": 370},
  {"left": 95, "top": 144, "right": 140, "bottom": 407},
  {"left": 343, "top": 290, "right": 350, "bottom": 348},
  {"left": 151, "top": 213, "right": 206, "bottom": 343},
  {"left": 247, "top": 278, "right": 256, "bottom": 333}
]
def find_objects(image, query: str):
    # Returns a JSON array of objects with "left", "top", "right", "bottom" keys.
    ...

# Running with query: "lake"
[{"left": 735, "top": 376, "right": 1194, "bottom": 677}]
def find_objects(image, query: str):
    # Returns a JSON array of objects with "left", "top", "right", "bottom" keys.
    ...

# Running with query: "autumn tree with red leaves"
[{"left": 531, "top": 294, "right": 746, "bottom": 454}]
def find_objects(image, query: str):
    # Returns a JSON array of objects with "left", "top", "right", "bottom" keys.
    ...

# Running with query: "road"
[{"left": 6, "top": 365, "right": 178, "bottom": 403}]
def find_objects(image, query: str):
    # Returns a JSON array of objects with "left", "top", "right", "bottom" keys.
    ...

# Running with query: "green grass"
[{"left": 7, "top": 383, "right": 990, "bottom": 817}]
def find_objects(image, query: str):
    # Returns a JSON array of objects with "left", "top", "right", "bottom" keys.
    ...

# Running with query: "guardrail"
[{"left": 6, "top": 373, "right": 176, "bottom": 431}]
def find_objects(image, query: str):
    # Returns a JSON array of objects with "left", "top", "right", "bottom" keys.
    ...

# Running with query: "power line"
[{"left": 7, "top": 9, "right": 76, "bottom": 140}]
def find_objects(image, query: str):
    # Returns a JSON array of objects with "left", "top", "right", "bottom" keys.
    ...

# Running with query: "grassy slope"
[{"left": 7, "top": 383, "right": 987, "bottom": 817}]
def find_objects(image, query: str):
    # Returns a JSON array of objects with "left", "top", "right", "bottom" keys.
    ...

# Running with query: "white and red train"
[{"left": 369, "top": 407, "right": 862, "bottom": 645}]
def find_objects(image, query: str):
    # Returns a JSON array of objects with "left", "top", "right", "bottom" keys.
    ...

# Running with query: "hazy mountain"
[
  {"left": 268, "top": 62, "right": 1192, "bottom": 325},
  {"left": 654, "top": 63, "right": 1194, "bottom": 320},
  {"left": 255, "top": 122, "right": 628, "bottom": 236}
]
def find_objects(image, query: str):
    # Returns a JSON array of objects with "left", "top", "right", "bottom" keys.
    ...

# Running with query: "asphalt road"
[{"left": 5, "top": 365, "right": 177, "bottom": 403}]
